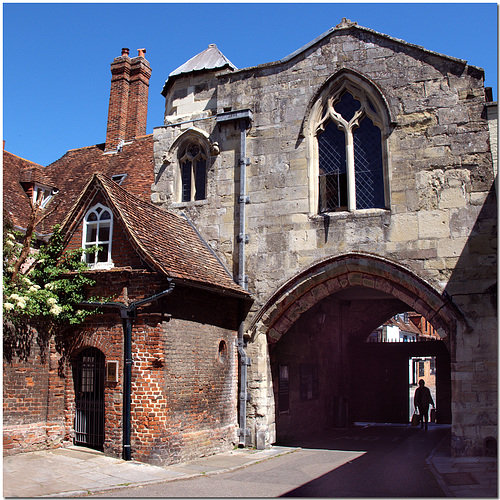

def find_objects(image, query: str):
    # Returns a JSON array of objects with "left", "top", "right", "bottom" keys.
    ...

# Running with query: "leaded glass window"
[
  {"left": 316, "top": 89, "right": 385, "bottom": 213},
  {"left": 179, "top": 142, "right": 207, "bottom": 202}
]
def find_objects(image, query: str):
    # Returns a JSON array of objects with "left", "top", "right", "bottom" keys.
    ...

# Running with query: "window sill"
[
  {"left": 310, "top": 208, "right": 390, "bottom": 220},
  {"left": 171, "top": 199, "right": 209, "bottom": 209},
  {"left": 87, "top": 262, "right": 115, "bottom": 271}
]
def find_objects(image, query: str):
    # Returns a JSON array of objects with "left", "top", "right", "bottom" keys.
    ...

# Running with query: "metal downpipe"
[
  {"left": 237, "top": 118, "right": 251, "bottom": 447},
  {"left": 215, "top": 109, "right": 253, "bottom": 447},
  {"left": 121, "top": 309, "right": 135, "bottom": 461},
  {"left": 82, "top": 280, "right": 175, "bottom": 460}
]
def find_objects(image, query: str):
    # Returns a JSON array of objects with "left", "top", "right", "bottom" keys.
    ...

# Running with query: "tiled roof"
[
  {"left": 3, "top": 150, "right": 41, "bottom": 231},
  {"left": 36, "top": 134, "right": 154, "bottom": 234},
  {"left": 19, "top": 165, "right": 55, "bottom": 188},
  {"left": 62, "top": 173, "right": 249, "bottom": 298},
  {"left": 386, "top": 316, "right": 422, "bottom": 336}
]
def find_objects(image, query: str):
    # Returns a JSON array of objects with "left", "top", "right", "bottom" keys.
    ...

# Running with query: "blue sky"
[{"left": 3, "top": 2, "right": 498, "bottom": 167}]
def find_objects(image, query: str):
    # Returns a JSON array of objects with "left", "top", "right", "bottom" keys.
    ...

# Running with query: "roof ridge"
[
  {"left": 95, "top": 172, "right": 188, "bottom": 224},
  {"left": 225, "top": 21, "right": 474, "bottom": 79},
  {"left": 3, "top": 150, "right": 44, "bottom": 168}
]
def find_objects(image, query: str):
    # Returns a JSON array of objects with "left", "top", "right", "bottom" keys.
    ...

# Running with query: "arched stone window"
[
  {"left": 178, "top": 140, "right": 207, "bottom": 202},
  {"left": 306, "top": 71, "right": 391, "bottom": 214},
  {"left": 82, "top": 203, "right": 114, "bottom": 268}
]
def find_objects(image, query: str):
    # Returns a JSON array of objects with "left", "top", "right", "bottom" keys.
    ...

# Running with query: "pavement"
[
  {"left": 426, "top": 431, "right": 498, "bottom": 498},
  {"left": 3, "top": 426, "right": 497, "bottom": 498}
]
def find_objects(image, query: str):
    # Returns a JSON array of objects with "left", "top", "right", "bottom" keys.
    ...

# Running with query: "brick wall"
[
  {"left": 4, "top": 252, "right": 240, "bottom": 466},
  {"left": 3, "top": 339, "right": 67, "bottom": 454}
]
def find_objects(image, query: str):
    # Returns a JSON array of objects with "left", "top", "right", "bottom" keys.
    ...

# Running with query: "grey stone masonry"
[{"left": 152, "top": 21, "right": 496, "bottom": 456}]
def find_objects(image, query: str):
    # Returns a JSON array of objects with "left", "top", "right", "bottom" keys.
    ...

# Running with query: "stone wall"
[{"left": 153, "top": 24, "right": 496, "bottom": 455}]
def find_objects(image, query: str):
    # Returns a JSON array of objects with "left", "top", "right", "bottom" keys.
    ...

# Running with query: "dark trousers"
[{"left": 417, "top": 404, "right": 429, "bottom": 426}]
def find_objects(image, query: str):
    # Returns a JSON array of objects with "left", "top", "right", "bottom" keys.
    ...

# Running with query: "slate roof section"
[
  {"left": 162, "top": 44, "right": 237, "bottom": 96},
  {"left": 169, "top": 44, "right": 237, "bottom": 77},
  {"left": 3, "top": 150, "right": 42, "bottom": 232},
  {"left": 61, "top": 173, "right": 249, "bottom": 298}
]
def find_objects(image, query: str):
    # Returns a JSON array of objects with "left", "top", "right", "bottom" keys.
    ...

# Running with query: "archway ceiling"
[{"left": 250, "top": 253, "right": 461, "bottom": 344}]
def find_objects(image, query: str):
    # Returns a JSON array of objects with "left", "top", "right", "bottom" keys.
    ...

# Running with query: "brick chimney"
[{"left": 105, "top": 48, "right": 152, "bottom": 152}]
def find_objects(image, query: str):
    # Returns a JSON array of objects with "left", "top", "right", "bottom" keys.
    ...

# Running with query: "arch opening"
[
  {"left": 252, "top": 254, "right": 458, "bottom": 445},
  {"left": 72, "top": 347, "right": 106, "bottom": 450}
]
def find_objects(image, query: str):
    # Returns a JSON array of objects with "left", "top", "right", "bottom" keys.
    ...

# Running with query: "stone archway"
[
  {"left": 250, "top": 252, "right": 462, "bottom": 344},
  {"left": 246, "top": 253, "right": 463, "bottom": 446}
]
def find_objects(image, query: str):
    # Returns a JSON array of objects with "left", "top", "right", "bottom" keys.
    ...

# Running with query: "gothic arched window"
[
  {"left": 307, "top": 73, "right": 390, "bottom": 214},
  {"left": 82, "top": 203, "right": 114, "bottom": 268},
  {"left": 179, "top": 141, "right": 207, "bottom": 202}
]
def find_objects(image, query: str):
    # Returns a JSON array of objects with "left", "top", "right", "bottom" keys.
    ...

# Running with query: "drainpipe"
[
  {"left": 237, "top": 119, "right": 251, "bottom": 447},
  {"left": 82, "top": 279, "right": 175, "bottom": 460},
  {"left": 216, "top": 109, "right": 252, "bottom": 446}
]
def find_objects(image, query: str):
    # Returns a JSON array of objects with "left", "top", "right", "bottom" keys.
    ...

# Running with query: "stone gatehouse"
[{"left": 152, "top": 19, "right": 497, "bottom": 456}]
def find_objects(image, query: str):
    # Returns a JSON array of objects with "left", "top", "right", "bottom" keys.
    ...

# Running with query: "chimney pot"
[
  {"left": 121, "top": 47, "right": 130, "bottom": 57},
  {"left": 138, "top": 48, "right": 146, "bottom": 58}
]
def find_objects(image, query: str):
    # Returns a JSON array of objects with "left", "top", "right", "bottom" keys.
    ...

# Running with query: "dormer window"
[
  {"left": 33, "top": 184, "right": 56, "bottom": 208},
  {"left": 111, "top": 174, "right": 127, "bottom": 185},
  {"left": 83, "top": 203, "right": 114, "bottom": 268}
]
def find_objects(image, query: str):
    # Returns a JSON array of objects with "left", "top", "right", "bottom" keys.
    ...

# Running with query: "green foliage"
[{"left": 3, "top": 222, "right": 97, "bottom": 360}]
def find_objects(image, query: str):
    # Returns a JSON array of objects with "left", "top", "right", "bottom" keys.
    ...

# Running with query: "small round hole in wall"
[{"left": 218, "top": 340, "right": 228, "bottom": 364}]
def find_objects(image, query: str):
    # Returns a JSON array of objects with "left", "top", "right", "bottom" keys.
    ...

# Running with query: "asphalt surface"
[{"left": 4, "top": 424, "right": 497, "bottom": 497}]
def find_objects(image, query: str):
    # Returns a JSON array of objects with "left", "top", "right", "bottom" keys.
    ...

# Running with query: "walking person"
[{"left": 414, "top": 379, "right": 435, "bottom": 429}]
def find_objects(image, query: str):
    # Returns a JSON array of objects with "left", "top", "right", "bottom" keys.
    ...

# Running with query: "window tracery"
[
  {"left": 179, "top": 141, "right": 207, "bottom": 202},
  {"left": 307, "top": 73, "right": 391, "bottom": 215}
]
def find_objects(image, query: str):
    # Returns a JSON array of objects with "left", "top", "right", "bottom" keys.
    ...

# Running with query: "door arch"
[
  {"left": 250, "top": 252, "right": 463, "bottom": 344},
  {"left": 249, "top": 253, "right": 460, "bottom": 442},
  {"left": 73, "top": 347, "right": 105, "bottom": 450}
]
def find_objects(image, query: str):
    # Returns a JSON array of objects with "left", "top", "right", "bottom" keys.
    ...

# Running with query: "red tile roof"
[
  {"left": 61, "top": 173, "right": 249, "bottom": 298},
  {"left": 41, "top": 135, "right": 154, "bottom": 232},
  {"left": 3, "top": 150, "right": 41, "bottom": 231}
]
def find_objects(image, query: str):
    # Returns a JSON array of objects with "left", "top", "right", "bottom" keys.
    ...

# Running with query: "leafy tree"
[{"left": 3, "top": 217, "right": 97, "bottom": 362}]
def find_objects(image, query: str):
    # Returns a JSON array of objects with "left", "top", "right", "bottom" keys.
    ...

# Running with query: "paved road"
[{"left": 94, "top": 425, "right": 447, "bottom": 497}]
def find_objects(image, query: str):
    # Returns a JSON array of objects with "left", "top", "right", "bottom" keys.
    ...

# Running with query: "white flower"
[
  {"left": 29, "top": 285, "right": 41, "bottom": 292},
  {"left": 47, "top": 297, "right": 57, "bottom": 306},
  {"left": 5, "top": 240, "right": 14, "bottom": 248},
  {"left": 3, "top": 302, "right": 14, "bottom": 311},
  {"left": 7, "top": 233, "right": 15, "bottom": 240},
  {"left": 9, "top": 294, "right": 27, "bottom": 308},
  {"left": 50, "top": 304, "right": 62, "bottom": 316},
  {"left": 45, "top": 283, "right": 54, "bottom": 290}
]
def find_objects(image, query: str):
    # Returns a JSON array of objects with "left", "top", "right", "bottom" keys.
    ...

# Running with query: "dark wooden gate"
[
  {"left": 349, "top": 340, "right": 451, "bottom": 424},
  {"left": 73, "top": 347, "right": 105, "bottom": 450}
]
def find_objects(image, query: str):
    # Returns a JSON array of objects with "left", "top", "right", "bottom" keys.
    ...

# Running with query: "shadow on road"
[{"left": 278, "top": 424, "right": 449, "bottom": 497}]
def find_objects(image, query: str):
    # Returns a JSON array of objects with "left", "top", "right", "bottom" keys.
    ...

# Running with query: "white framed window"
[
  {"left": 111, "top": 173, "right": 127, "bottom": 185},
  {"left": 306, "top": 72, "right": 391, "bottom": 214},
  {"left": 82, "top": 203, "right": 114, "bottom": 268},
  {"left": 33, "top": 184, "right": 56, "bottom": 208}
]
